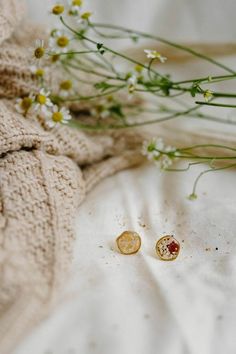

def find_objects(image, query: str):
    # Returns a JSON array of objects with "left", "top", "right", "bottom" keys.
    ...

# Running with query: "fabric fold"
[{"left": 0, "top": 1, "right": 144, "bottom": 353}]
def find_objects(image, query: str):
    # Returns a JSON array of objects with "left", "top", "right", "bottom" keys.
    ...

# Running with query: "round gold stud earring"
[
  {"left": 116, "top": 231, "right": 142, "bottom": 255},
  {"left": 156, "top": 235, "right": 180, "bottom": 261}
]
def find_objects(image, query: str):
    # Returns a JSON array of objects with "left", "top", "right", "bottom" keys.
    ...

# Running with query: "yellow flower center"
[
  {"left": 52, "top": 5, "right": 64, "bottom": 15},
  {"left": 107, "top": 95, "right": 114, "bottom": 102},
  {"left": 81, "top": 12, "right": 92, "bottom": 20},
  {"left": 35, "top": 68, "right": 44, "bottom": 77},
  {"left": 52, "top": 111, "right": 63, "bottom": 122},
  {"left": 72, "top": 0, "right": 82, "bottom": 6},
  {"left": 21, "top": 97, "right": 33, "bottom": 111},
  {"left": 96, "top": 105, "right": 105, "bottom": 114},
  {"left": 57, "top": 36, "right": 69, "bottom": 47},
  {"left": 36, "top": 94, "right": 47, "bottom": 105},
  {"left": 51, "top": 54, "right": 60, "bottom": 63},
  {"left": 34, "top": 47, "right": 45, "bottom": 59},
  {"left": 134, "top": 64, "right": 143, "bottom": 73},
  {"left": 60, "top": 80, "right": 72, "bottom": 90}
]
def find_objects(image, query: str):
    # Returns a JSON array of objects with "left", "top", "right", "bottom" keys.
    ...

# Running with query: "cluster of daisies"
[
  {"left": 15, "top": 2, "right": 91, "bottom": 128},
  {"left": 142, "top": 138, "right": 177, "bottom": 170},
  {"left": 15, "top": 0, "right": 212, "bottom": 130},
  {"left": 15, "top": 0, "right": 171, "bottom": 126},
  {"left": 127, "top": 50, "right": 167, "bottom": 94},
  {"left": 16, "top": 89, "right": 71, "bottom": 128},
  {"left": 51, "top": 0, "right": 92, "bottom": 23}
]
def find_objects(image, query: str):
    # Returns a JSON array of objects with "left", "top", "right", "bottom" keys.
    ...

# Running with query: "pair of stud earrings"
[{"left": 116, "top": 231, "right": 180, "bottom": 261}]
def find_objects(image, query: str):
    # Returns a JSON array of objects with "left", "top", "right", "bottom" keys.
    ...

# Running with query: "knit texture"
[{"left": 0, "top": 1, "right": 144, "bottom": 353}]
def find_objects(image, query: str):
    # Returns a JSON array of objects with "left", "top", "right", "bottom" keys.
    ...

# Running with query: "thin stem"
[
  {"left": 91, "top": 22, "right": 235, "bottom": 74},
  {"left": 48, "top": 50, "right": 99, "bottom": 56},
  {"left": 172, "top": 86, "right": 236, "bottom": 98},
  {"left": 191, "top": 163, "right": 236, "bottom": 196},
  {"left": 60, "top": 17, "right": 164, "bottom": 78},
  {"left": 70, "top": 105, "right": 200, "bottom": 130},
  {"left": 63, "top": 61, "right": 121, "bottom": 81},
  {"left": 196, "top": 101, "right": 236, "bottom": 108},
  {"left": 165, "top": 161, "right": 204, "bottom": 172},
  {"left": 180, "top": 143, "right": 236, "bottom": 152},
  {"left": 153, "top": 148, "right": 236, "bottom": 160},
  {"left": 54, "top": 85, "right": 126, "bottom": 102},
  {"left": 174, "top": 74, "right": 236, "bottom": 85}
]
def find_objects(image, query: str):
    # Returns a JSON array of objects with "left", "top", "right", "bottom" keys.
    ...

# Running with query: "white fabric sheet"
[
  {"left": 14, "top": 163, "right": 236, "bottom": 354},
  {"left": 13, "top": 1, "right": 236, "bottom": 353}
]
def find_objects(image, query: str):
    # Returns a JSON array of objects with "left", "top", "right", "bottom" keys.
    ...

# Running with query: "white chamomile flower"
[
  {"left": 59, "top": 80, "right": 74, "bottom": 98},
  {"left": 49, "top": 28, "right": 61, "bottom": 38},
  {"left": 76, "top": 11, "right": 92, "bottom": 28},
  {"left": 142, "top": 138, "right": 176, "bottom": 168},
  {"left": 144, "top": 49, "right": 167, "bottom": 63},
  {"left": 30, "top": 39, "right": 46, "bottom": 61},
  {"left": 51, "top": 3, "right": 65, "bottom": 15},
  {"left": 127, "top": 75, "right": 137, "bottom": 93},
  {"left": 46, "top": 105, "right": 72, "bottom": 128},
  {"left": 164, "top": 144, "right": 176, "bottom": 153},
  {"left": 203, "top": 89, "right": 213, "bottom": 102},
  {"left": 91, "top": 103, "right": 110, "bottom": 119},
  {"left": 34, "top": 89, "right": 53, "bottom": 112},
  {"left": 30, "top": 65, "right": 47, "bottom": 78},
  {"left": 49, "top": 30, "right": 70, "bottom": 54},
  {"left": 142, "top": 138, "right": 163, "bottom": 160},
  {"left": 67, "top": 0, "right": 83, "bottom": 15},
  {"left": 160, "top": 155, "right": 173, "bottom": 169},
  {"left": 15, "top": 93, "right": 35, "bottom": 115},
  {"left": 80, "top": 11, "right": 92, "bottom": 20}
]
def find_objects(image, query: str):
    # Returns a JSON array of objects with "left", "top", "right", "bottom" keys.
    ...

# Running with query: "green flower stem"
[
  {"left": 53, "top": 85, "right": 126, "bottom": 102},
  {"left": 80, "top": 39, "right": 118, "bottom": 74},
  {"left": 196, "top": 101, "right": 236, "bottom": 108},
  {"left": 137, "top": 107, "right": 236, "bottom": 125},
  {"left": 153, "top": 149, "right": 236, "bottom": 160},
  {"left": 171, "top": 86, "right": 236, "bottom": 98},
  {"left": 91, "top": 22, "right": 235, "bottom": 74},
  {"left": 60, "top": 17, "right": 164, "bottom": 79},
  {"left": 174, "top": 74, "right": 236, "bottom": 85},
  {"left": 63, "top": 61, "right": 122, "bottom": 81},
  {"left": 60, "top": 18, "right": 236, "bottom": 102},
  {"left": 69, "top": 105, "right": 200, "bottom": 130},
  {"left": 165, "top": 161, "right": 205, "bottom": 172},
  {"left": 153, "top": 142, "right": 236, "bottom": 159},
  {"left": 179, "top": 143, "right": 236, "bottom": 152},
  {"left": 191, "top": 163, "right": 236, "bottom": 196},
  {"left": 61, "top": 63, "right": 100, "bottom": 85},
  {"left": 48, "top": 50, "right": 100, "bottom": 56}
]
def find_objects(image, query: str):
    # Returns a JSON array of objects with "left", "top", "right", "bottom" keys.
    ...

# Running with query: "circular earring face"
[
  {"left": 156, "top": 235, "right": 180, "bottom": 261},
  {"left": 116, "top": 231, "right": 141, "bottom": 255}
]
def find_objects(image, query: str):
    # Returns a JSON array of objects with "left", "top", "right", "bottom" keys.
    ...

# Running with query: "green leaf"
[
  {"left": 131, "top": 35, "right": 139, "bottom": 43},
  {"left": 109, "top": 104, "right": 125, "bottom": 118},
  {"left": 94, "top": 81, "right": 114, "bottom": 92},
  {"left": 190, "top": 83, "right": 202, "bottom": 97},
  {"left": 159, "top": 77, "right": 172, "bottom": 96},
  {"left": 97, "top": 43, "right": 103, "bottom": 50}
]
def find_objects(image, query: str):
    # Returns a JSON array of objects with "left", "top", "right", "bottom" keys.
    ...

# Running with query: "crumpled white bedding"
[
  {"left": 13, "top": 0, "right": 236, "bottom": 353},
  {"left": 14, "top": 162, "right": 236, "bottom": 354}
]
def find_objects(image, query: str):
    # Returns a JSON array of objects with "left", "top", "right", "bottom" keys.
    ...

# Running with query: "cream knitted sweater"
[{"left": 0, "top": 1, "right": 144, "bottom": 353}]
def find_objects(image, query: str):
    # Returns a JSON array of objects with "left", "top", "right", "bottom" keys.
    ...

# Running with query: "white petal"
[
  {"left": 47, "top": 120, "right": 56, "bottom": 128},
  {"left": 52, "top": 105, "right": 59, "bottom": 113}
]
